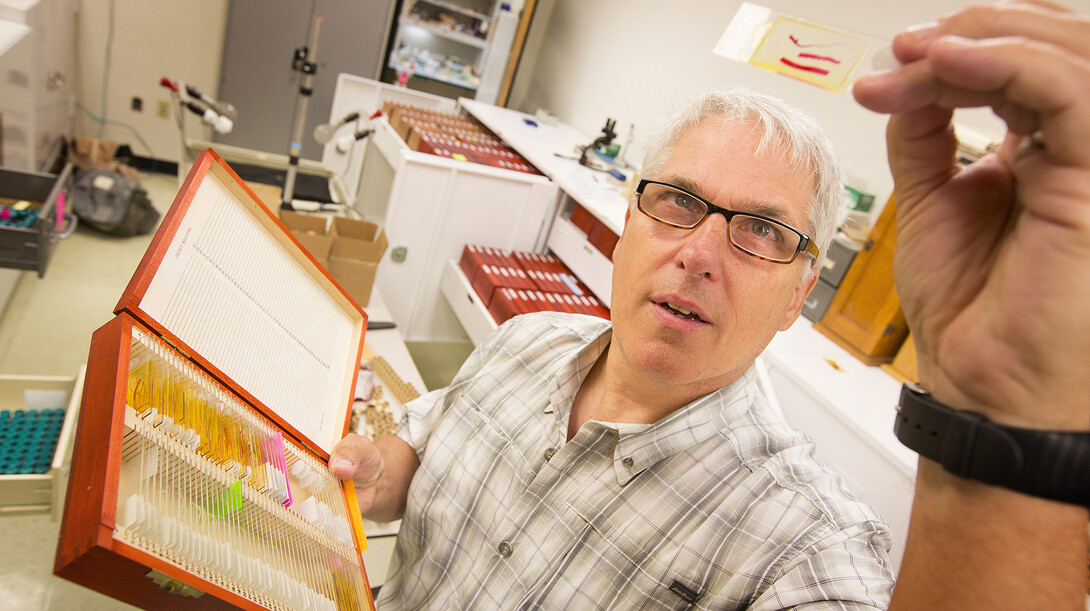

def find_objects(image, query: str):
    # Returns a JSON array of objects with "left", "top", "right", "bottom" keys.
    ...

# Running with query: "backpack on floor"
[{"left": 69, "top": 168, "right": 159, "bottom": 236}]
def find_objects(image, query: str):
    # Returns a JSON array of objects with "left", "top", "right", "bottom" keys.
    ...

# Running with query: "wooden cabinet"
[{"left": 814, "top": 197, "right": 908, "bottom": 365}]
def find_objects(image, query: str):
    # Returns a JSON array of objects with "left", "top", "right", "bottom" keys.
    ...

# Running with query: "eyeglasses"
[{"left": 635, "top": 179, "right": 819, "bottom": 264}]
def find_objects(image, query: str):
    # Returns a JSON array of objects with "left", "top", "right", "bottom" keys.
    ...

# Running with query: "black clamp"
[{"left": 292, "top": 47, "right": 316, "bottom": 74}]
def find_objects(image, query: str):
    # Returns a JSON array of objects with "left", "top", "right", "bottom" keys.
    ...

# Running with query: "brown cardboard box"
[
  {"left": 278, "top": 210, "right": 332, "bottom": 264},
  {"left": 327, "top": 217, "right": 388, "bottom": 307}
]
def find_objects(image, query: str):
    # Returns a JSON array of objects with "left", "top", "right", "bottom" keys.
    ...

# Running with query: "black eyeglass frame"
[{"left": 634, "top": 179, "right": 820, "bottom": 264}]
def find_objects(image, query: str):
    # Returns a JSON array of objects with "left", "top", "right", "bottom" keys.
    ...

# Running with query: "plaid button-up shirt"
[{"left": 379, "top": 312, "right": 894, "bottom": 610}]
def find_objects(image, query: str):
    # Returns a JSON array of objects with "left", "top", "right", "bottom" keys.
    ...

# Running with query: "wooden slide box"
[{"left": 54, "top": 150, "right": 376, "bottom": 610}]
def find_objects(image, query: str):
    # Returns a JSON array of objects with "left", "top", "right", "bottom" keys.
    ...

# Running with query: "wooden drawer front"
[{"left": 816, "top": 199, "right": 907, "bottom": 364}]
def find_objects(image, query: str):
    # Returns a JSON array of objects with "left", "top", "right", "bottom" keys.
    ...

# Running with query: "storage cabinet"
[
  {"left": 440, "top": 259, "right": 497, "bottom": 345},
  {"left": 814, "top": 197, "right": 908, "bottom": 365},
  {"left": 0, "top": 0, "right": 76, "bottom": 173},
  {"left": 383, "top": 0, "right": 520, "bottom": 104},
  {"left": 802, "top": 236, "right": 861, "bottom": 322},
  {"left": 546, "top": 196, "right": 616, "bottom": 308},
  {"left": 352, "top": 104, "right": 558, "bottom": 342}
]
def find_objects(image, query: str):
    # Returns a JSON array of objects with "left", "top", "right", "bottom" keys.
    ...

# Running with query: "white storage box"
[
  {"left": 322, "top": 73, "right": 459, "bottom": 206},
  {"left": 0, "top": 367, "right": 84, "bottom": 516}
]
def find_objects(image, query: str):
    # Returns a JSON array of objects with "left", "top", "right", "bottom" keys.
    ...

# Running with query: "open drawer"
[
  {"left": 0, "top": 366, "right": 85, "bottom": 517},
  {"left": 0, "top": 163, "right": 76, "bottom": 277}
]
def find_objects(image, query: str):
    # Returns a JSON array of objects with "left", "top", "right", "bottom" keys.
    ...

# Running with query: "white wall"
[
  {"left": 510, "top": 0, "right": 1090, "bottom": 217},
  {"left": 76, "top": 0, "right": 228, "bottom": 163}
]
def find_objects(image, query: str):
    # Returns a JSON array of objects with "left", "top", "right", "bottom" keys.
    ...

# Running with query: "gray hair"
[{"left": 640, "top": 89, "right": 844, "bottom": 279}]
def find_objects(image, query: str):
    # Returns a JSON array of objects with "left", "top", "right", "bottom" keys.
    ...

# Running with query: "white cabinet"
[
  {"left": 439, "top": 259, "right": 496, "bottom": 345},
  {"left": 385, "top": 0, "right": 518, "bottom": 104},
  {"left": 0, "top": 0, "right": 76, "bottom": 172},
  {"left": 356, "top": 111, "right": 558, "bottom": 342}
]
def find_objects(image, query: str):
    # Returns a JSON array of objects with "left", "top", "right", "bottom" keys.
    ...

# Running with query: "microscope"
[{"left": 578, "top": 118, "right": 618, "bottom": 168}]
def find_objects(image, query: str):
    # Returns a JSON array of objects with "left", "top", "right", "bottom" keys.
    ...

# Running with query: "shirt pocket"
[{"left": 540, "top": 506, "right": 708, "bottom": 611}]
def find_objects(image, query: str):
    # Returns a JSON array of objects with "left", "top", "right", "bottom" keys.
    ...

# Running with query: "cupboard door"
[{"left": 814, "top": 196, "right": 908, "bottom": 365}]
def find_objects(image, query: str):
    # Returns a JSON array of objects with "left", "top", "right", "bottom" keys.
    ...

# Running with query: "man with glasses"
[
  {"left": 333, "top": 2, "right": 1090, "bottom": 608},
  {"left": 333, "top": 89, "right": 894, "bottom": 608}
]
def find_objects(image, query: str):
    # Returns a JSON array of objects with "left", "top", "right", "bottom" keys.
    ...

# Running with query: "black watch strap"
[{"left": 894, "top": 383, "right": 1090, "bottom": 507}]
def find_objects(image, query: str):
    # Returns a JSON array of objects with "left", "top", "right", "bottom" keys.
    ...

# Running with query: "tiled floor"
[{"left": 0, "top": 170, "right": 473, "bottom": 609}]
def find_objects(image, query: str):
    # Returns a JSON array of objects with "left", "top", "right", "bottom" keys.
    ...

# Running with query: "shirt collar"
[
  {"left": 543, "top": 320, "right": 762, "bottom": 486},
  {"left": 544, "top": 322, "right": 612, "bottom": 419},
  {"left": 606, "top": 367, "right": 759, "bottom": 484}
]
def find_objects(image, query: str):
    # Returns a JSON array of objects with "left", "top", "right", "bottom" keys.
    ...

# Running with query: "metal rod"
[{"left": 281, "top": 14, "right": 323, "bottom": 210}]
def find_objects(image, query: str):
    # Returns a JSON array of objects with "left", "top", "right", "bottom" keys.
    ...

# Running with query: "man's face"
[{"left": 609, "top": 118, "right": 818, "bottom": 395}]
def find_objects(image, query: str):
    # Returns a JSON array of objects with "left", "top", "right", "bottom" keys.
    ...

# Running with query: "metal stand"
[{"left": 281, "top": 15, "right": 323, "bottom": 211}]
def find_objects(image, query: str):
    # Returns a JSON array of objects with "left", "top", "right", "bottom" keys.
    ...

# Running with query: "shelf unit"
[
  {"left": 383, "top": 0, "right": 520, "bottom": 104},
  {"left": 403, "top": 14, "right": 488, "bottom": 49}
]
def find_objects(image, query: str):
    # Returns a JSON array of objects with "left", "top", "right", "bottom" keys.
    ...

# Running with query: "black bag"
[{"left": 70, "top": 168, "right": 159, "bottom": 236}]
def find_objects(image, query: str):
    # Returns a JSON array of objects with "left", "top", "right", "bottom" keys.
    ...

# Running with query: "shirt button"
[
  {"left": 622, "top": 457, "right": 634, "bottom": 469},
  {"left": 543, "top": 447, "right": 556, "bottom": 461},
  {"left": 497, "top": 541, "right": 513, "bottom": 557}
]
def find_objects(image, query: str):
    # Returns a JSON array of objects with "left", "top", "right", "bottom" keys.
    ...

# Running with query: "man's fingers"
[
  {"left": 328, "top": 433, "right": 383, "bottom": 485},
  {"left": 891, "top": 2, "right": 1088, "bottom": 64},
  {"left": 857, "top": 34, "right": 1090, "bottom": 167},
  {"left": 852, "top": 59, "right": 941, "bottom": 115},
  {"left": 882, "top": 105, "right": 958, "bottom": 201},
  {"left": 925, "top": 36, "right": 1090, "bottom": 165}
]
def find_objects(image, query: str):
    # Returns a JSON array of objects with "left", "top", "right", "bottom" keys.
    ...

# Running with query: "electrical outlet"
[{"left": 156, "top": 99, "right": 170, "bottom": 118}]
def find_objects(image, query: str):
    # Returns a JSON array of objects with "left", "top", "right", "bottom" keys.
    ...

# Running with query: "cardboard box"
[
  {"left": 279, "top": 210, "right": 332, "bottom": 264},
  {"left": 327, "top": 217, "right": 388, "bottom": 307}
]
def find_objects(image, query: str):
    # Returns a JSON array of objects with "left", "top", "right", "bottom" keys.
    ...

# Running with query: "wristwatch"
[{"left": 894, "top": 383, "right": 1090, "bottom": 507}]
